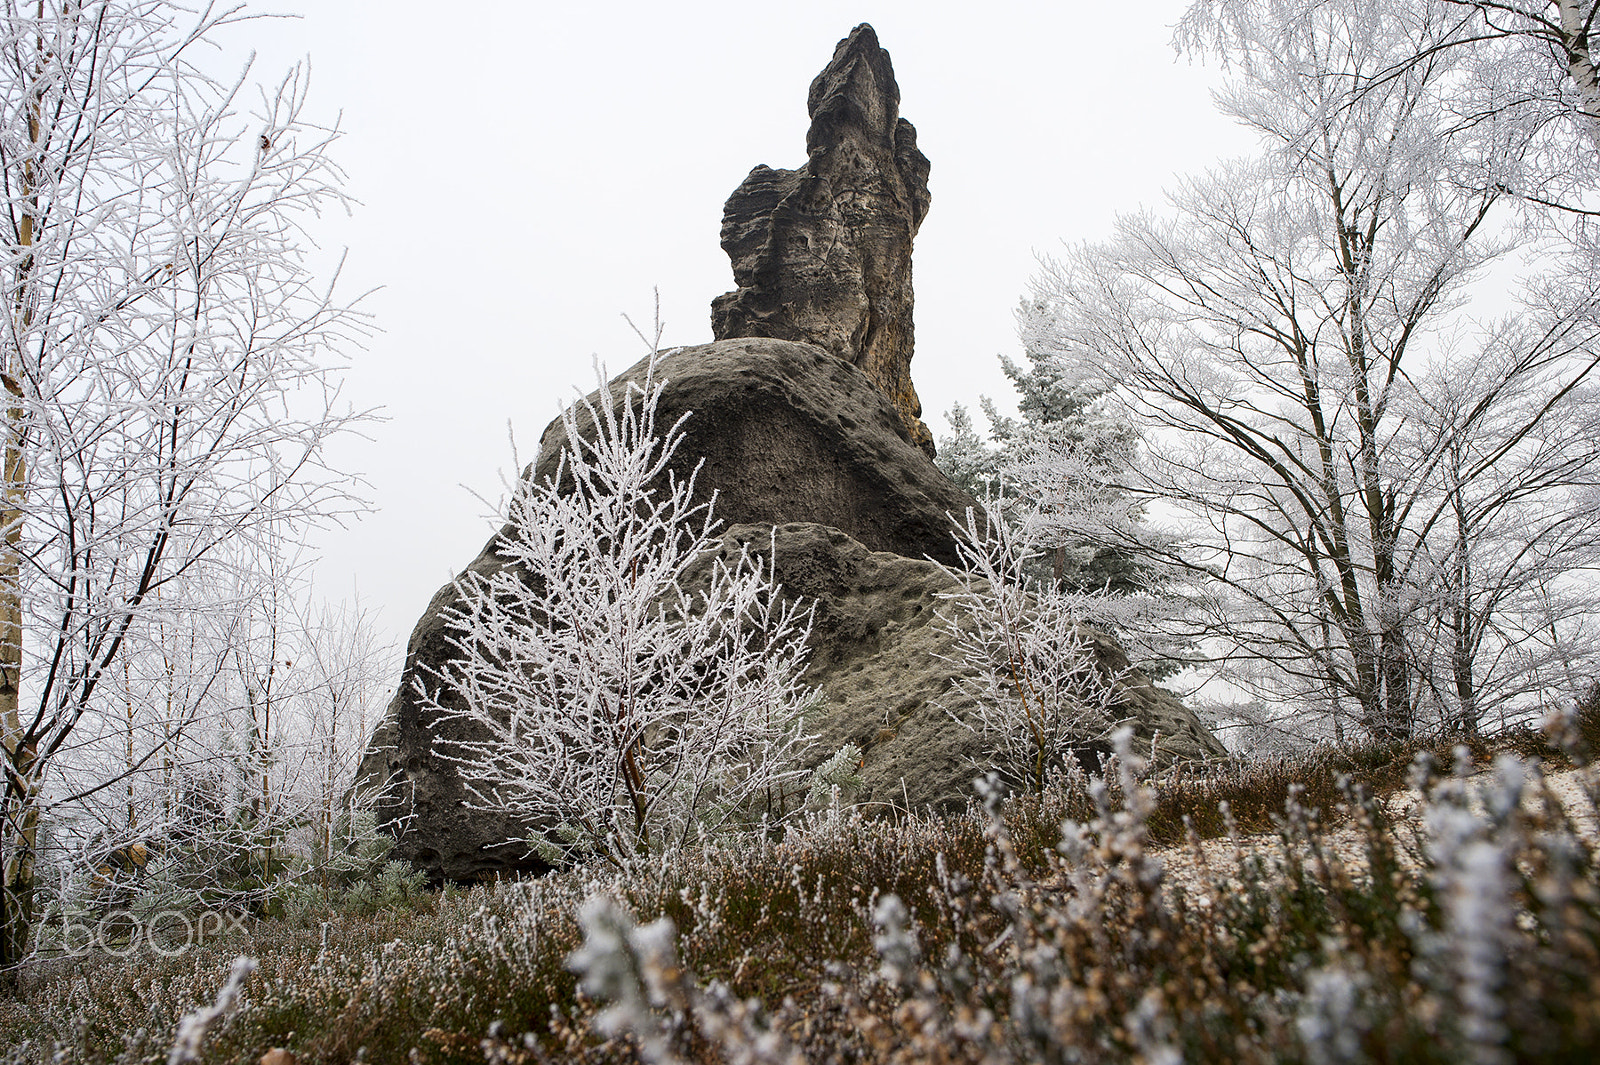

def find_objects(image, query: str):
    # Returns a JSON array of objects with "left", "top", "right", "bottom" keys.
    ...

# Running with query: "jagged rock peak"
[
  {"left": 711, "top": 23, "right": 935, "bottom": 455},
  {"left": 804, "top": 25, "right": 931, "bottom": 224}
]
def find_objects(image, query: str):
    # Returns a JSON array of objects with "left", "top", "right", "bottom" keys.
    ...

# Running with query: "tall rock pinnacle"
[{"left": 711, "top": 24, "right": 935, "bottom": 455}]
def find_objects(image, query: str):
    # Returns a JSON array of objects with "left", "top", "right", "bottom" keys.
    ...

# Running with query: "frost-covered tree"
[
  {"left": 424, "top": 359, "right": 816, "bottom": 868},
  {"left": 937, "top": 336, "right": 1193, "bottom": 679},
  {"left": 293, "top": 594, "right": 392, "bottom": 867},
  {"left": 25, "top": 532, "right": 394, "bottom": 942},
  {"left": 1316, "top": 1, "right": 1600, "bottom": 217},
  {"left": 937, "top": 336, "right": 1155, "bottom": 596},
  {"left": 1029, "top": 0, "right": 1600, "bottom": 742},
  {"left": 0, "top": 2, "right": 366, "bottom": 970},
  {"left": 1444, "top": 0, "right": 1600, "bottom": 185},
  {"left": 1181, "top": 2, "right": 1600, "bottom": 265}
]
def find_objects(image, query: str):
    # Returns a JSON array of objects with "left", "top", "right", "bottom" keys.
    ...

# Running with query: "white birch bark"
[{"left": 1558, "top": 0, "right": 1600, "bottom": 154}]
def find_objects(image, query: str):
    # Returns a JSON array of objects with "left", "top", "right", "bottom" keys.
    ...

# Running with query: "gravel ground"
[{"left": 1150, "top": 763, "right": 1599, "bottom": 908}]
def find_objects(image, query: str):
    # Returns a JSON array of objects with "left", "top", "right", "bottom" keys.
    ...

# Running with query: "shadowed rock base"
[{"left": 683, "top": 521, "right": 1228, "bottom": 813}]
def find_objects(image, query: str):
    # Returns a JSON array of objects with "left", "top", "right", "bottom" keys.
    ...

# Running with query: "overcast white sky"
[{"left": 225, "top": 1, "right": 1256, "bottom": 652}]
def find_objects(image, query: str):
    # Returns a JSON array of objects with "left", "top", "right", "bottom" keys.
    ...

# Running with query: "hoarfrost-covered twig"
[
  {"left": 870, "top": 893, "right": 921, "bottom": 988},
  {"left": 166, "top": 955, "right": 256, "bottom": 1065},
  {"left": 568, "top": 894, "right": 803, "bottom": 1065}
]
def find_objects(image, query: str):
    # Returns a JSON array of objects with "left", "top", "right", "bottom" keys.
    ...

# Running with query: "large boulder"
[
  {"left": 683, "top": 523, "right": 1227, "bottom": 812},
  {"left": 711, "top": 24, "right": 934, "bottom": 454},
  {"left": 533, "top": 338, "right": 977, "bottom": 566},
  {"left": 356, "top": 338, "right": 986, "bottom": 882}
]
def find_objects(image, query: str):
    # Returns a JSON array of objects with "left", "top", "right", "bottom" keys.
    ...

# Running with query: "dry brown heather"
[{"left": 2, "top": 709, "right": 1598, "bottom": 1065}]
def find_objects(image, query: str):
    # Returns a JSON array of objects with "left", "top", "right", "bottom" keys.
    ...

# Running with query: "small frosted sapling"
[
  {"left": 425, "top": 356, "right": 817, "bottom": 866},
  {"left": 935, "top": 501, "right": 1124, "bottom": 792}
]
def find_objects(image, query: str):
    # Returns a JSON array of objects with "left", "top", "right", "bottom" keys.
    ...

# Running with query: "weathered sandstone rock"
[
  {"left": 356, "top": 24, "right": 1228, "bottom": 882},
  {"left": 356, "top": 338, "right": 984, "bottom": 882},
  {"left": 533, "top": 339, "right": 976, "bottom": 565},
  {"left": 711, "top": 24, "right": 934, "bottom": 454}
]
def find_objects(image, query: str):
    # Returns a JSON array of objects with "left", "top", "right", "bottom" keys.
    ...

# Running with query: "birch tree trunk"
[
  {"left": 0, "top": 31, "right": 44, "bottom": 973},
  {"left": 0, "top": 369, "right": 30, "bottom": 970},
  {"left": 0, "top": 2, "right": 365, "bottom": 971},
  {"left": 1558, "top": 0, "right": 1600, "bottom": 154}
]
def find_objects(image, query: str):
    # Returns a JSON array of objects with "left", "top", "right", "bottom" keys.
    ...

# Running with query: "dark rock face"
[
  {"left": 355, "top": 561, "right": 551, "bottom": 886},
  {"left": 683, "top": 523, "right": 1228, "bottom": 812},
  {"left": 355, "top": 338, "right": 983, "bottom": 882},
  {"left": 711, "top": 24, "right": 934, "bottom": 455}
]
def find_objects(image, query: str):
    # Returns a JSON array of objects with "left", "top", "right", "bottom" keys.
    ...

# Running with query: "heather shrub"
[
  {"left": 561, "top": 732, "right": 1600, "bottom": 1064},
  {"left": 2, "top": 723, "right": 1595, "bottom": 1063}
]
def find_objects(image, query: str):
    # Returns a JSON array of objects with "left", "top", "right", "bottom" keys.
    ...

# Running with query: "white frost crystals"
[
  {"left": 420, "top": 357, "right": 817, "bottom": 867},
  {"left": 934, "top": 504, "right": 1125, "bottom": 792}
]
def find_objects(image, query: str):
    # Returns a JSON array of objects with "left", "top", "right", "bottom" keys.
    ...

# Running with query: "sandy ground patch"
[{"left": 1146, "top": 763, "right": 1599, "bottom": 908}]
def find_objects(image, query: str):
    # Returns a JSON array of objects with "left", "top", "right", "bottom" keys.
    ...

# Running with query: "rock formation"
[
  {"left": 356, "top": 338, "right": 987, "bottom": 882},
  {"left": 711, "top": 24, "right": 934, "bottom": 455},
  {"left": 357, "top": 339, "right": 1225, "bottom": 882},
  {"left": 356, "top": 25, "right": 1227, "bottom": 884}
]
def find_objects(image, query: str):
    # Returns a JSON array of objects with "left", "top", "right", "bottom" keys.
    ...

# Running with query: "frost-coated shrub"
[
  {"left": 425, "top": 356, "right": 817, "bottom": 867},
  {"left": 549, "top": 728, "right": 1599, "bottom": 1065},
  {"left": 936, "top": 502, "right": 1123, "bottom": 791},
  {"left": 7, "top": 726, "right": 1598, "bottom": 1063}
]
